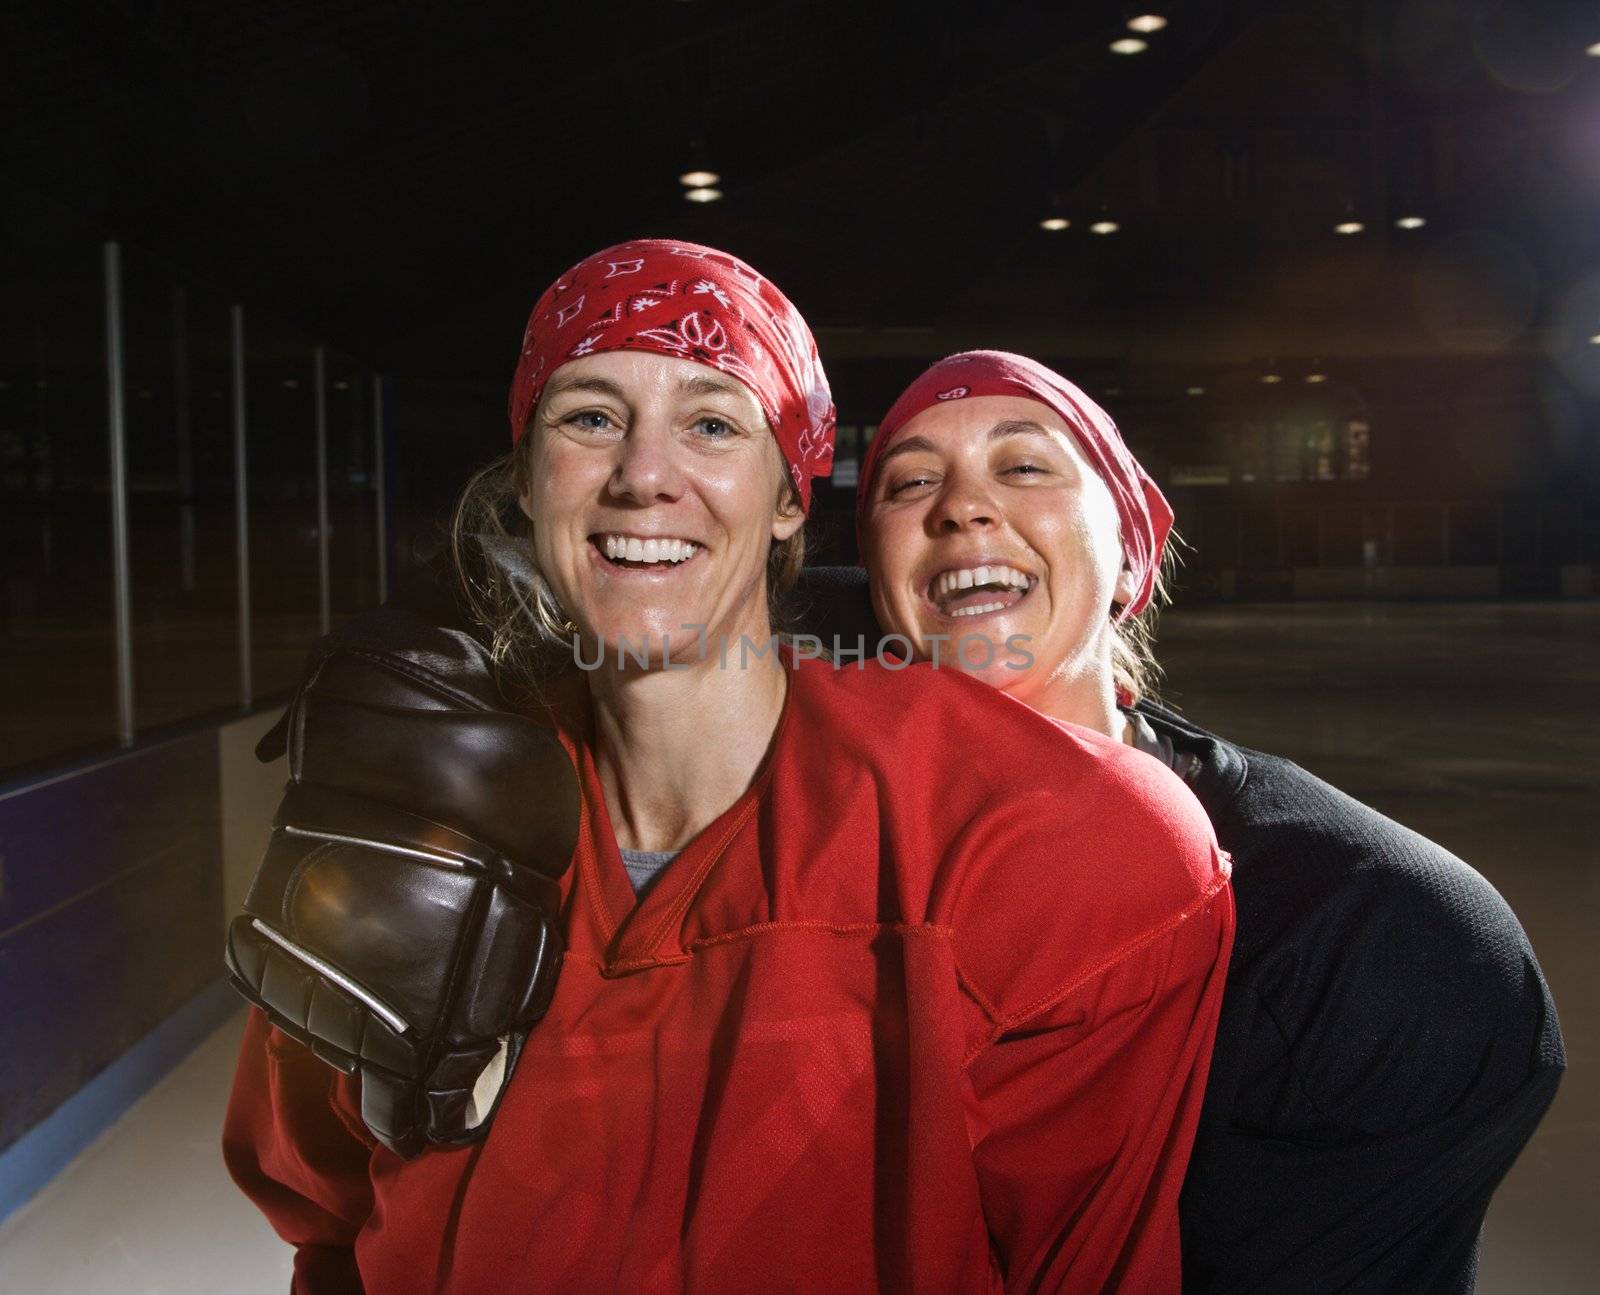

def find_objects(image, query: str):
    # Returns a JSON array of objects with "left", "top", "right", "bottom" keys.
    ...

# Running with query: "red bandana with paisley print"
[{"left": 508, "top": 239, "right": 836, "bottom": 512}]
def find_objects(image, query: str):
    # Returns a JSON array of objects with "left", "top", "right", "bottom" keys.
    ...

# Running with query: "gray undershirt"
[
  {"left": 620, "top": 847, "right": 681, "bottom": 897},
  {"left": 1124, "top": 709, "right": 1200, "bottom": 783}
]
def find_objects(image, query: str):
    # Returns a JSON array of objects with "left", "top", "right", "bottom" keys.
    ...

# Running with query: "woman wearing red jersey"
[{"left": 224, "top": 246, "right": 1233, "bottom": 1293}]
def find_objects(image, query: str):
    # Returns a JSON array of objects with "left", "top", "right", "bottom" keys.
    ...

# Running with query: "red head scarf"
[
  {"left": 858, "top": 350, "right": 1173, "bottom": 618},
  {"left": 508, "top": 239, "right": 836, "bottom": 512}
]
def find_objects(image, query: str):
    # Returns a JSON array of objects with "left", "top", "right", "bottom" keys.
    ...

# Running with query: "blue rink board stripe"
[{"left": 0, "top": 979, "right": 240, "bottom": 1226}]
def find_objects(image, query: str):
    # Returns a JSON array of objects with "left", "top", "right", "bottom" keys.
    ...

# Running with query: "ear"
[
  {"left": 516, "top": 482, "right": 536, "bottom": 523},
  {"left": 770, "top": 448, "right": 806, "bottom": 541},
  {"left": 1113, "top": 555, "right": 1139, "bottom": 607},
  {"left": 771, "top": 490, "right": 805, "bottom": 543}
]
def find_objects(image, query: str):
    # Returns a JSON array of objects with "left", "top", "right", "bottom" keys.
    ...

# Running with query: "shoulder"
[
  {"left": 1190, "top": 732, "right": 1561, "bottom": 1128},
  {"left": 793, "top": 661, "right": 1230, "bottom": 1020},
  {"left": 799, "top": 656, "right": 1206, "bottom": 818},
  {"left": 1141, "top": 708, "right": 1533, "bottom": 960},
  {"left": 1223, "top": 743, "right": 1533, "bottom": 978}
]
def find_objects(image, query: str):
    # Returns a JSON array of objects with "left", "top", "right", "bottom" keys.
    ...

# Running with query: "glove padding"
[{"left": 225, "top": 603, "right": 579, "bottom": 1159}]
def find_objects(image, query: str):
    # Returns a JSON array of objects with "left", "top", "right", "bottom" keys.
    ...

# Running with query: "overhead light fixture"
[
  {"left": 282, "top": 378, "right": 300, "bottom": 390},
  {"left": 333, "top": 380, "right": 350, "bottom": 391},
  {"left": 1110, "top": 37, "right": 1148, "bottom": 54},
  {"left": 1039, "top": 216, "right": 1070, "bottom": 231},
  {"left": 1395, "top": 215, "right": 1427, "bottom": 230},
  {"left": 1128, "top": 14, "right": 1168, "bottom": 34},
  {"left": 679, "top": 169, "right": 720, "bottom": 188},
  {"left": 1260, "top": 373, "right": 1283, "bottom": 384},
  {"left": 1090, "top": 219, "right": 1120, "bottom": 235},
  {"left": 1334, "top": 220, "right": 1365, "bottom": 235},
  {"left": 1588, "top": 41, "right": 1600, "bottom": 56},
  {"left": 1306, "top": 372, "right": 1328, "bottom": 384},
  {"left": 1590, "top": 332, "right": 1600, "bottom": 344},
  {"left": 684, "top": 186, "right": 723, "bottom": 203},
  {"left": 1186, "top": 386, "right": 1206, "bottom": 396}
]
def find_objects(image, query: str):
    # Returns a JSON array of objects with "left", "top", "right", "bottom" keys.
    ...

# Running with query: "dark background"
[{"left": 3, "top": 0, "right": 1599, "bottom": 769}]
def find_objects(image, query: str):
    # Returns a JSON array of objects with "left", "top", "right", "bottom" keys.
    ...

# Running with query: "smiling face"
[
  {"left": 520, "top": 349, "right": 803, "bottom": 667},
  {"left": 863, "top": 395, "right": 1137, "bottom": 725}
]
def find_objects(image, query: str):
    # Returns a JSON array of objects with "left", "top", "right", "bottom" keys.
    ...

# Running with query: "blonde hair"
[
  {"left": 448, "top": 432, "right": 805, "bottom": 701},
  {"left": 1109, "top": 540, "right": 1179, "bottom": 704}
]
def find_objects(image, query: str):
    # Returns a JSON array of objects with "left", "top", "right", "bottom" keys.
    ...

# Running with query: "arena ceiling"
[{"left": 5, "top": 0, "right": 1598, "bottom": 377}]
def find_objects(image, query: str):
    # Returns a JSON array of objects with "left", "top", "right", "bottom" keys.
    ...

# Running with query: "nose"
[
  {"left": 929, "top": 474, "right": 1000, "bottom": 534},
  {"left": 608, "top": 417, "right": 683, "bottom": 505}
]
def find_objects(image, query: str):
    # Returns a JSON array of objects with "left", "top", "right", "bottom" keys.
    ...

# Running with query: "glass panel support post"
[
  {"left": 103, "top": 242, "right": 136, "bottom": 747},
  {"left": 231, "top": 305, "right": 252, "bottom": 709},
  {"left": 314, "top": 347, "right": 331, "bottom": 635}
]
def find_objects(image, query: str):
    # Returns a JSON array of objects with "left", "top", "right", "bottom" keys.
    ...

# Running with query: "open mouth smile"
[
  {"left": 925, "top": 562, "right": 1036, "bottom": 619},
  {"left": 591, "top": 532, "right": 702, "bottom": 572}
]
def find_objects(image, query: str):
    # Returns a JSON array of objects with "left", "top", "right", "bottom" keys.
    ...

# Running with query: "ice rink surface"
[{"left": 1, "top": 601, "right": 1594, "bottom": 1292}]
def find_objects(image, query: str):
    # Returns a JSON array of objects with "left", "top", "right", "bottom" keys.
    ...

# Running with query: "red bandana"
[
  {"left": 859, "top": 351, "right": 1173, "bottom": 618},
  {"left": 508, "top": 239, "right": 836, "bottom": 511}
]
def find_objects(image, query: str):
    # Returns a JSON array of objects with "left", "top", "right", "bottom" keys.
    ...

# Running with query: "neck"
[
  {"left": 1014, "top": 647, "right": 1125, "bottom": 743},
  {"left": 584, "top": 629, "right": 790, "bottom": 853}
]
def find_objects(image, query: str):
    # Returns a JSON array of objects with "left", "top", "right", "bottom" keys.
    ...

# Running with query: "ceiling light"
[
  {"left": 1334, "top": 220, "right": 1365, "bottom": 235},
  {"left": 1306, "top": 373, "right": 1328, "bottom": 384},
  {"left": 679, "top": 169, "right": 720, "bottom": 188},
  {"left": 1588, "top": 42, "right": 1600, "bottom": 56},
  {"left": 1090, "top": 220, "right": 1120, "bottom": 234},
  {"left": 1590, "top": 333, "right": 1600, "bottom": 344},
  {"left": 1039, "top": 216, "right": 1070, "bottom": 231},
  {"left": 1110, "top": 37, "right": 1148, "bottom": 54},
  {"left": 1186, "top": 386, "right": 1206, "bottom": 396},
  {"left": 281, "top": 378, "right": 300, "bottom": 390},
  {"left": 1128, "top": 14, "right": 1168, "bottom": 34},
  {"left": 684, "top": 186, "right": 723, "bottom": 203},
  {"left": 1260, "top": 373, "right": 1283, "bottom": 384},
  {"left": 333, "top": 380, "right": 350, "bottom": 391},
  {"left": 1395, "top": 215, "right": 1427, "bottom": 230}
]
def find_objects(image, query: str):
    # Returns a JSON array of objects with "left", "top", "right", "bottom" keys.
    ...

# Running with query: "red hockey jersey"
[{"left": 225, "top": 655, "right": 1233, "bottom": 1293}]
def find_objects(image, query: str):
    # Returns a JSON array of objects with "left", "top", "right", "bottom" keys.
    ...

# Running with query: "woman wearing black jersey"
[{"left": 854, "top": 349, "right": 1564, "bottom": 1293}]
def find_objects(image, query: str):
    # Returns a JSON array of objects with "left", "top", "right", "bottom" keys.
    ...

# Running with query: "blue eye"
[
  {"left": 695, "top": 417, "right": 734, "bottom": 439},
  {"left": 565, "top": 409, "right": 614, "bottom": 431}
]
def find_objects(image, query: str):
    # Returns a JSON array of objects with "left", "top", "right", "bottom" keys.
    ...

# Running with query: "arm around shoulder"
[{"left": 948, "top": 739, "right": 1235, "bottom": 1291}]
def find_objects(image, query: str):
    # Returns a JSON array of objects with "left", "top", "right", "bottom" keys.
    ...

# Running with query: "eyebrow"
[
  {"left": 677, "top": 373, "right": 747, "bottom": 400},
  {"left": 540, "top": 371, "right": 750, "bottom": 403},
  {"left": 875, "top": 418, "right": 1054, "bottom": 466},
  {"left": 541, "top": 374, "right": 626, "bottom": 401}
]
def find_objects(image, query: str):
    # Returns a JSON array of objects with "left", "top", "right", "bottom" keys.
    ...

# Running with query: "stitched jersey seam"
[
  {"left": 960, "top": 864, "right": 1232, "bottom": 1069},
  {"left": 640, "top": 795, "right": 762, "bottom": 955}
]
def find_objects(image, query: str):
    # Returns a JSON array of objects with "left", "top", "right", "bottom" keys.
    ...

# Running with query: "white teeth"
[
  {"left": 599, "top": 535, "right": 699, "bottom": 564},
  {"left": 951, "top": 601, "right": 1007, "bottom": 617},
  {"left": 933, "top": 563, "right": 1033, "bottom": 600}
]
